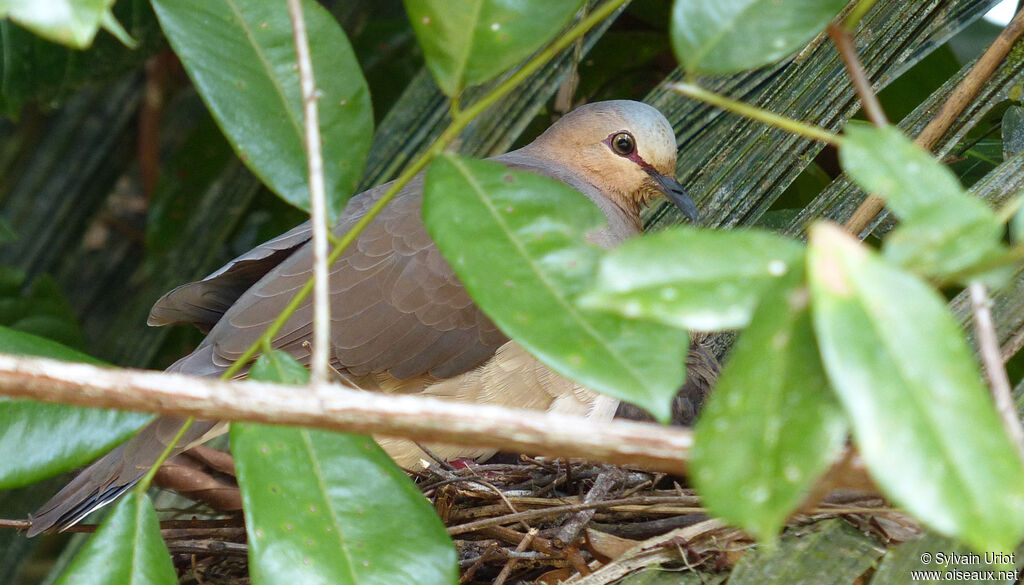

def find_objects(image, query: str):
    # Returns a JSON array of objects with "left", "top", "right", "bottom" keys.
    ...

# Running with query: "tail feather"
[{"left": 28, "top": 416, "right": 222, "bottom": 535}]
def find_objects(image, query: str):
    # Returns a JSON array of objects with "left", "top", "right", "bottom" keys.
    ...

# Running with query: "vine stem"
[
  {"left": 669, "top": 82, "right": 841, "bottom": 146},
  {"left": 219, "top": 0, "right": 631, "bottom": 381}
]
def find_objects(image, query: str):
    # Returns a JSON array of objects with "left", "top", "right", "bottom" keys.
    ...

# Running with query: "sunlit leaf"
[
  {"left": 693, "top": 272, "right": 846, "bottom": 542},
  {"left": 579, "top": 228, "right": 804, "bottom": 330},
  {"left": 3, "top": 0, "right": 116, "bottom": 49},
  {"left": 0, "top": 327, "right": 149, "bottom": 489},
  {"left": 671, "top": 0, "right": 846, "bottom": 74},
  {"left": 250, "top": 349, "right": 309, "bottom": 385},
  {"left": 53, "top": 492, "right": 176, "bottom": 585},
  {"left": 841, "top": 123, "right": 1008, "bottom": 282},
  {"left": 808, "top": 222, "right": 1024, "bottom": 552},
  {"left": 403, "top": 0, "right": 584, "bottom": 95},
  {"left": 232, "top": 348, "right": 458, "bottom": 585},
  {"left": 422, "top": 155, "right": 689, "bottom": 421},
  {"left": 152, "top": 0, "right": 373, "bottom": 220}
]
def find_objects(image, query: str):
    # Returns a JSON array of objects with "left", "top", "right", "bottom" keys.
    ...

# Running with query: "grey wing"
[
  {"left": 175, "top": 177, "right": 507, "bottom": 379},
  {"left": 148, "top": 222, "right": 314, "bottom": 333}
]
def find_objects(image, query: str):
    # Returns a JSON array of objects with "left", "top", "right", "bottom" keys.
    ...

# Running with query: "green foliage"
[
  {"left": 840, "top": 123, "right": 1009, "bottom": 283},
  {"left": 151, "top": 0, "right": 374, "bottom": 221},
  {"left": 234, "top": 348, "right": 458, "bottom": 585},
  {"left": 579, "top": 228, "right": 804, "bottom": 330},
  {"left": 403, "top": 0, "right": 584, "bottom": 96},
  {"left": 671, "top": 0, "right": 846, "bottom": 74},
  {"left": 423, "top": 154, "right": 689, "bottom": 422},
  {"left": 0, "top": 327, "right": 150, "bottom": 490},
  {"left": 807, "top": 223, "right": 1024, "bottom": 552},
  {"left": 53, "top": 492, "right": 177, "bottom": 585},
  {"left": 1, "top": 0, "right": 123, "bottom": 50},
  {"left": 691, "top": 274, "right": 847, "bottom": 543}
]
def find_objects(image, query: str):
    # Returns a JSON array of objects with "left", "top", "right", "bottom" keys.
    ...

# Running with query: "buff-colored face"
[{"left": 529, "top": 100, "right": 698, "bottom": 220}]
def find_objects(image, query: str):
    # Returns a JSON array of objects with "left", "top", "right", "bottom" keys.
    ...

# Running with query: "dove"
[{"left": 28, "top": 99, "right": 706, "bottom": 536}]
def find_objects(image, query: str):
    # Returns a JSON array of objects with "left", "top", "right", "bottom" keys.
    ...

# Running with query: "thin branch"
[
  {"left": 968, "top": 282, "right": 1024, "bottom": 462},
  {"left": 844, "top": 6, "right": 1024, "bottom": 235},
  {"left": 287, "top": 0, "right": 331, "bottom": 384},
  {"left": 0, "top": 354, "right": 693, "bottom": 478},
  {"left": 669, "top": 82, "right": 841, "bottom": 146},
  {"left": 828, "top": 25, "right": 888, "bottom": 128}
]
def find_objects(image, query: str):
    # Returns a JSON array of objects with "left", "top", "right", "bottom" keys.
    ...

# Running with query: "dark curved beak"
[{"left": 647, "top": 168, "right": 699, "bottom": 224}]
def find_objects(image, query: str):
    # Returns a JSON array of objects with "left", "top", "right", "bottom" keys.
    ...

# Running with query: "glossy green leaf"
[
  {"left": 842, "top": 123, "right": 1008, "bottom": 281},
  {"left": 840, "top": 123, "right": 982, "bottom": 220},
  {"left": 234, "top": 356, "right": 457, "bottom": 585},
  {"left": 578, "top": 228, "right": 804, "bottom": 330},
  {"left": 53, "top": 492, "right": 176, "bottom": 585},
  {"left": 0, "top": 326, "right": 150, "bottom": 489},
  {"left": 250, "top": 349, "right": 310, "bottom": 385},
  {"left": 2, "top": 0, "right": 116, "bottom": 49},
  {"left": 403, "top": 0, "right": 584, "bottom": 95},
  {"left": 807, "top": 222, "right": 1024, "bottom": 552},
  {"left": 151, "top": 0, "right": 373, "bottom": 221},
  {"left": 423, "top": 155, "right": 689, "bottom": 421},
  {"left": 693, "top": 274, "right": 846, "bottom": 543},
  {"left": 883, "top": 202, "right": 1005, "bottom": 282},
  {"left": 671, "top": 0, "right": 846, "bottom": 74}
]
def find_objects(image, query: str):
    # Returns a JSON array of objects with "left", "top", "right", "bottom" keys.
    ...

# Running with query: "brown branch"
[
  {"left": 829, "top": 25, "right": 888, "bottom": 128},
  {"left": 844, "top": 7, "right": 1024, "bottom": 235},
  {"left": 968, "top": 282, "right": 1024, "bottom": 461},
  {"left": 0, "top": 355, "right": 693, "bottom": 477}
]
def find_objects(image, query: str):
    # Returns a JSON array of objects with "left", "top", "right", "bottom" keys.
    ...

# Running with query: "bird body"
[{"left": 28, "top": 100, "right": 701, "bottom": 536}]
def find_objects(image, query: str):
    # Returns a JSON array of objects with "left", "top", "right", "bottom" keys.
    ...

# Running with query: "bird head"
[{"left": 528, "top": 100, "right": 699, "bottom": 222}]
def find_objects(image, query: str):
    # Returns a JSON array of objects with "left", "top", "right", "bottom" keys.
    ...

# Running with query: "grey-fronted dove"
[{"left": 28, "top": 100, "right": 707, "bottom": 536}]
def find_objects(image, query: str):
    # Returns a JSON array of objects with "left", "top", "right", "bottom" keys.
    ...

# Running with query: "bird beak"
[{"left": 646, "top": 168, "right": 699, "bottom": 224}]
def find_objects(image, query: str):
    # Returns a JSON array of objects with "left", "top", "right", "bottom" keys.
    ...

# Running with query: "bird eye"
[{"left": 611, "top": 132, "right": 635, "bottom": 155}]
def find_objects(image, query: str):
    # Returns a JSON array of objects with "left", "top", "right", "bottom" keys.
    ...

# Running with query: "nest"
[{"left": 161, "top": 451, "right": 916, "bottom": 585}]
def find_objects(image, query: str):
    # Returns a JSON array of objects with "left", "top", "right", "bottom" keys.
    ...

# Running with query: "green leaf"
[
  {"left": 883, "top": 202, "right": 1006, "bottom": 282},
  {"left": 1012, "top": 200, "right": 1024, "bottom": 245},
  {"left": 0, "top": 326, "right": 150, "bottom": 489},
  {"left": 839, "top": 123, "right": 981, "bottom": 220},
  {"left": 578, "top": 228, "right": 804, "bottom": 330},
  {"left": 841, "top": 123, "right": 1008, "bottom": 281},
  {"left": 671, "top": 0, "right": 846, "bottom": 75},
  {"left": 692, "top": 274, "right": 847, "bottom": 542},
  {"left": 403, "top": 0, "right": 584, "bottom": 95},
  {"left": 422, "top": 155, "right": 689, "bottom": 421},
  {"left": 151, "top": 0, "right": 373, "bottom": 221},
  {"left": 807, "top": 222, "right": 1024, "bottom": 552},
  {"left": 250, "top": 349, "right": 309, "bottom": 385},
  {"left": 235, "top": 354, "right": 457, "bottom": 585},
  {"left": 53, "top": 492, "right": 176, "bottom": 585},
  {"left": 2, "top": 0, "right": 116, "bottom": 49}
]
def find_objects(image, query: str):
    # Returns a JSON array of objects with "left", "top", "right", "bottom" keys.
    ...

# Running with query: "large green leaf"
[
  {"left": 578, "top": 228, "right": 804, "bottom": 330},
  {"left": 670, "top": 0, "right": 846, "bottom": 75},
  {"left": 0, "top": 327, "right": 150, "bottom": 489},
  {"left": 402, "top": 0, "right": 584, "bottom": 95},
  {"left": 807, "top": 222, "right": 1024, "bottom": 552},
  {"left": 422, "top": 155, "right": 689, "bottom": 421},
  {"left": 692, "top": 274, "right": 846, "bottom": 543},
  {"left": 232, "top": 350, "right": 458, "bottom": 585},
  {"left": 53, "top": 492, "right": 176, "bottom": 585},
  {"left": 151, "top": 0, "right": 373, "bottom": 221}
]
